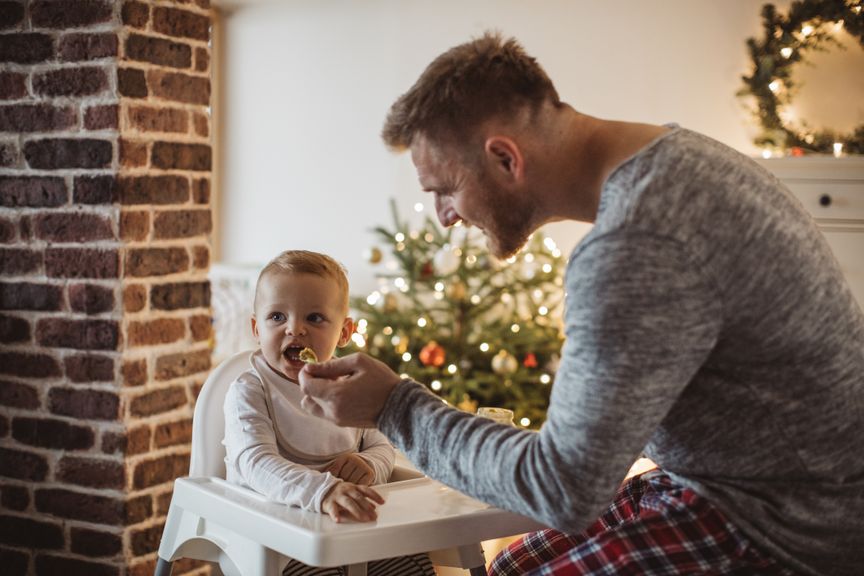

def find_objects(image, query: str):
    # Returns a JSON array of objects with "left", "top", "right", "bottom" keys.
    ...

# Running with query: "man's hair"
[
  {"left": 255, "top": 250, "right": 350, "bottom": 312},
  {"left": 381, "top": 31, "right": 560, "bottom": 150}
]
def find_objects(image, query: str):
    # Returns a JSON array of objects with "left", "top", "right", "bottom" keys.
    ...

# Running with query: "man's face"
[
  {"left": 252, "top": 272, "right": 353, "bottom": 381},
  {"left": 410, "top": 135, "right": 536, "bottom": 259}
]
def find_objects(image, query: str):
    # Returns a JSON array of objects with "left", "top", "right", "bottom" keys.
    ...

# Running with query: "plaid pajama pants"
[
  {"left": 489, "top": 471, "right": 803, "bottom": 576},
  {"left": 281, "top": 552, "right": 435, "bottom": 576}
]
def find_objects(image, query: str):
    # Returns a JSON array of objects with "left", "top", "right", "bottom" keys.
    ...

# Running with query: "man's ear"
[
  {"left": 484, "top": 136, "right": 524, "bottom": 182},
  {"left": 337, "top": 317, "right": 355, "bottom": 347}
]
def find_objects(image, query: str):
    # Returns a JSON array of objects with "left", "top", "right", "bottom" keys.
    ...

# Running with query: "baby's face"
[{"left": 252, "top": 272, "right": 353, "bottom": 381}]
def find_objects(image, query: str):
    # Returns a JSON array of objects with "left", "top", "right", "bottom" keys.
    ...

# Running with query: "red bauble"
[
  {"left": 523, "top": 353, "right": 538, "bottom": 368},
  {"left": 419, "top": 340, "right": 446, "bottom": 367}
]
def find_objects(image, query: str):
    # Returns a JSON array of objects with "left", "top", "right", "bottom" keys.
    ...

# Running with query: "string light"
[
  {"left": 431, "top": 380, "right": 442, "bottom": 391},
  {"left": 395, "top": 233, "right": 405, "bottom": 242},
  {"left": 479, "top": 342, "right": 490, "bottom": 352},
  {"left": 351, "top": 333, "right": 366, "bottom": 347},
  {"left": 511, "top": 324, "right": 520, "bottom": 333},
  {"left": 356, "top": 319, "right": 368, "bottom": 334},
  {"left": 414, "top": 202, "right": 424, "bottom": 212},
  {"left": 417, "top": 317, "right": 427, "bottom": 327},
  {"left": 801, "top": 24, "right": 814, "bottom": 36},
  {"left": 434, "top": 282, "right": 445, "bottom": 292},
  {"left": 768, "top": 80, "right": 781, "bottom": 93},
  {"left": 382, "top": 326, "right": 393, "bottom": 335},
  {"left": 542, "top": 264, "right": 553, "bottom": 274},
  {"left": 470, "top": 295, "right": 481, "bottom": 304},
  {"left": 780, "top": 47, "right": 793, "bottom": 58},
  {"left": 540, "top": 374, "right": 551, "bottom": 384},
  {"left": 539, "top": 306, "right": 549, "bottom": 316},
  {"left": 402, "top": 352, "right": 412, "bottom": 361},
  {"left": 833, "top": 142, "right": 844, "bottom": 157},
  {"left": 447, "top": 364, "right": 458, "bottom": 374},
  {"left": 519, "top": 417, "right": 531, "bottom": 427},
  {"left": 366, "top": 291, "right": 381, "bottom": 306},
  {"left": 424, "top": 233, "right": 434, "bottom": 242}
]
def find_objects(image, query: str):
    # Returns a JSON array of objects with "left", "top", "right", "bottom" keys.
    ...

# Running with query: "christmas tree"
[{"left": 345, "top": 200, "right": 566, "bottom": 428}]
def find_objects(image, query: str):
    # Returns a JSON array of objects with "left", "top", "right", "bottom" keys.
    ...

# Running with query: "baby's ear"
[
  {"left": 337, "top": 317, "right": 355, "bottom": 347},
  {"left": 250, "top": 315, "right": 259, "bottom": 340}
]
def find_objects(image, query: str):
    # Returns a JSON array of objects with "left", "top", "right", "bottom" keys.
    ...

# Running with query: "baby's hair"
[{"left": 255, "top": 250, "right": 350, "bottom": 312}]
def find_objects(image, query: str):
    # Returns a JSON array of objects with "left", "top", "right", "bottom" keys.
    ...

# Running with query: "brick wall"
[{"left": 0, "top": 1, "right": 213, "bottom": 574}]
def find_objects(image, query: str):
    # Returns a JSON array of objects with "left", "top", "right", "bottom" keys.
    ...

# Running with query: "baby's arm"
[
  {"left": 356, "top": 428, "right": 396, "bottom": 484},
  {"left": 223, "top": 373, "right": 339, "bottom": 511}
]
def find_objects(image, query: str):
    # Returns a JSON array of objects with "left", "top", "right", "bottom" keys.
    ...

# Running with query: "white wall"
[{"left": 218, "top": 0, "right": 786, "bottom": 293}]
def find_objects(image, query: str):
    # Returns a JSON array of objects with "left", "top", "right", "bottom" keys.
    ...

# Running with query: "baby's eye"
[
  {"left": 269, "top": 312, "right": 285, "bottom": 322},
  {"left": 307, "top": 312, "right": 326, "bottom": 324}
]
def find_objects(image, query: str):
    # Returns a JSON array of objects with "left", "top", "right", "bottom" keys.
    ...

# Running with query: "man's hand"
[
  {"left": 326, "top": 454, "right": 375, "bottom": 485},
  {"left": 320, "top": 481, "right": 385, "bottom": 523},
  {"left": 299, "top": 353, "right": 401, "bottom": 427}
]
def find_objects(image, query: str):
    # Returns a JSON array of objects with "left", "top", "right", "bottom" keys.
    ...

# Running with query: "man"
[{"left": 299, "top": 32, "right": 864, "bottom": 575}]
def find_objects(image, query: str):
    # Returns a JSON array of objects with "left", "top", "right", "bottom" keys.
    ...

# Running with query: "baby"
[{"left": 223, "top": 250, "right": 434, "bottom": 576}]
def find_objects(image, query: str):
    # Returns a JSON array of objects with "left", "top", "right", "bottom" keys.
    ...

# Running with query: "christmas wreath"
[{"left": 739, "top": 0, "right": 864, "bottom": 155}]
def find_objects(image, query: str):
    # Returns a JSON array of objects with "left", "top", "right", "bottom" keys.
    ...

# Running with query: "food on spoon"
[{"left": 298, "top": 347, "right": 318, "bottom": 364}]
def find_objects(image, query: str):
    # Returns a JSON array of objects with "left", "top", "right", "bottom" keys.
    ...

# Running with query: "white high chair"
[{"left": 154, "top": 350, "right": 544, "bottom": 576}]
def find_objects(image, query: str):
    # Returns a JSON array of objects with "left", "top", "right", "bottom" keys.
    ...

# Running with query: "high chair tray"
[{"left": 166, "top": 475, "right": 545, "bottom": 567}]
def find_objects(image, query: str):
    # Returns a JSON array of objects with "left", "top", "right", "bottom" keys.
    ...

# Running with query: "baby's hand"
[
  {"left": 326, "top": 454, "right": 375, "bottom": 485},
  {"left": 321, "top": 481, "right": 384, "bottom": 523}
]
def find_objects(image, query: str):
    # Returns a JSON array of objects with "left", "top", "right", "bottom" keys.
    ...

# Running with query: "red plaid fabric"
[{"left": 489, "top": 471, "right": 803, "bottom": 576}]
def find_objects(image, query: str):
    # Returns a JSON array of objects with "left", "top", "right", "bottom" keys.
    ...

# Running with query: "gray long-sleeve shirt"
[{"left": 378, "top": 127, "right": 864, "bottom": 576}]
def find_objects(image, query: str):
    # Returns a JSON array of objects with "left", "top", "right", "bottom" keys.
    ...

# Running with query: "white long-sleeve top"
[{"left": 223, "top": 350, "right": 395, "bottom": 512}]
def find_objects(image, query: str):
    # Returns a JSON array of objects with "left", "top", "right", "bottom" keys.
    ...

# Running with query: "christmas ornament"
[
  {"left": 420, "top": 261, "right": 435, "bottom": 279},
  {"left": 523, "top": 353, "right": 538, "bottom": 368},
  {"left": 447, "top": 280, "right": 467, "bottom": 301},
  {"left": 419, "top": 340, "right": 446, "bottom": 367},
  {"left": 457, "top": 394, "right": 478, "bottom": 413},
  {"left": 433, "top": 246, "right": 460, "bottom": 275},
  {"left": 364, "top": 247, "right": 383, "bottom": 264},
  {"left": 491, "top": 350, "right": 518, "bottom": 375}
]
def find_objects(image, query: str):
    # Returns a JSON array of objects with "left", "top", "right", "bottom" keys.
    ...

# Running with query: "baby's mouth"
[{"left": 282, "top": 345, "right": 305, "bottom": 363}]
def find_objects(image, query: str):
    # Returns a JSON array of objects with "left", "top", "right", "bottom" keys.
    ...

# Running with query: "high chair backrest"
[{"left": 189, "top": 349, "right": 254, "bottom": 478}]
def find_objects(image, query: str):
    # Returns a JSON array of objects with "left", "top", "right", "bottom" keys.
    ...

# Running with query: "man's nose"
[{"left": 435, "top": 195, "right": 457, "bottom": 227}]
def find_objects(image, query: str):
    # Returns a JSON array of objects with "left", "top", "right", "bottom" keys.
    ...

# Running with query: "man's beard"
[{"left": 478, "top": 184, "right": 536, "bottom": 260}]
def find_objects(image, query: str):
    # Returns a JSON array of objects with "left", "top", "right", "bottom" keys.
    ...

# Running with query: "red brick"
[
  {"left": 0, "top": 33, "right": 54, "bottom": 64},
  {"left": 0, "top": 282, "right": 63, "bottom": 311},
  {"left": 102, "top": 425, "right": 150, "bottom": 455},
  {"left": 156, "top": 490, "right": 173, "bottom": 515},
  {"left": 117, "top": 67, "right": 147, "bottom": 98},
  {"left": 120, "top": 210, "right": 149, "bottom": 241},
  {"left": 31, "top": 1, "right": 112, "bottom": 28},
  {"left": 130, "top": 521, "right": 164, "bottom": 556},
  {"left": 129, "top": 385, "right": 188, "bottom": 416},
  {"left": 0, "top": 548, "right": 28, "bottom": 576},
  {"left": 194, "top": 246, "right": 211, "bottom": 269},
  {"left": 153, "top": 6, "right": 209, "bottom": 41},
  {"left": 0, "top": 351, "right": 61, "bottom": 378},
  {"left": 24, "top": 138, "right": 113, "bottom": 169},
  {"left": 0, "top": 216, "right": 15, "bottom": 242},
  {"left": 49, "top": 387, "right": 119, "bottom": 420},
  {"left": 1, "top": 484, "right": 30, "bottom": 511},
  {"left": 122, "top": 358, "right": 147, "bottom": 387},
  {"left": 126, "top": 33, "right": 192, "bottom": 68},
  {"left": 151, "top": 141, "right": 210, "bottom": 171},
  {"left": 126, "top": 104, "right": 188, "bottom": 133},
  {"left": 192, "top": 178, "right": 209, "bottom": 204},
  {"left": 64, "top": 353, "right": 115, "bottom": 382},
  {"left": 45, "top": 248, "right": 119, "bottom": 279},
  {"left": 151, "top": 281, "right": 210, "bottom": 310},
  {"left": 0, "top": 447, "right": 49, "bottom": 480},
  {"left": 118, "top": 174, "right": 189, "bottom": 204},
  {"left": 122, "top": 1, "right": 149, "bottom": 28},
  {"left": 35, "top": 554, "right": 119, "bottom": 576},
  {"left": 127, "top": 317, "right": 185, "bottom": 347},
  {"left": 153, "top": 209, "right": 211, "bottom": 239},
  {"left": 148, "top": 70, "right": 210, "bottom": 105},
  {"left": 0, "top": 103, "right": 76, "bottom": 132},
  {"left": 126, "top": 247, "right": 189, "bottom": 277},
  {"left": 34, "top": 212, "right": 114, "bottom": 242},
  {"left": 0, "top": 413, "right": 7, "bottom": 436},
  {"left": 74, "top": 175, "right": 116, "bottom": 204},
  {"left": 119, "top": 138, "right": 147, "bottom": 167},
  {"left": 189, "top": 314, "right": 211, "bottom": 342},
  {"left": 0, "top": 2, "right": 25, "bottom": 29},
  {"left": 194, "top": 46, "right": 209, "bottom": 72},
  {"left": 0, "top": 379, "right": 39, "bottom": 409},
  {"left": 153, "top": 418, "right": 192, "bottom": 448},
  {"left": 68, "top": 284, "right": 115, "bottom": 314},
  {"left": 133, "top": 453, "right": 189, "bottom": 489},
  {"left": 35, "top": 489, "right": 151, "bottom": 526},
  {"left": 59, "top": 32, "right": 118, "bottom": 61},
  {"left": 0, "top": 140, "right": 18, "bottom": 167},
  {"left": 12, "top": 417, "right": 93, "bottom": 450},
  {"left": 33, "top": 66, "right": 109, "bottom": 97},
  {"left": 192, "top": 111, "right": 208, "bottom": 137},
  {"left": 0, "top": 71, "right": 27, "bottom": 99},
  {"left": 84, "top": 104, "right": 118, "bottom": 130},
  {"left": 70, "top": 527, "right": 122, "bottom": 557},
  {"left": 57, "top": 456, "right": 125, "bottom": 489},
  {"left": 123, "top": 284, "right": 147, "bottom": 313},
  {"left": 0, "top": 176, "right": 66, "bottom": 207},
  {"left": 155, "top": 350, "right": 210, "bottom": 380},
  {"left": 0, "top": 314, "right": 30, "bottom": 343},
  {"left": 0, "top": 514, "right": 63, "bottom": 549},
  {"left": 0, "top": 247, "right": 41, "bottom": 275},
  {"left": 36, "top": 318, "right": 119, "bottom": 350}
]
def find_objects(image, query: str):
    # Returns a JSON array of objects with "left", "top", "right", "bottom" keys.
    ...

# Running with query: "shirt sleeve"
[
  {"left": 223, "top": 373, "right": 340, "bottom": 512},
  {"left": 377, "top": 231, "right": 722, "bottom": 532},
  {"left": 356, "top": 428, "right": 396, "bottom": 484}
]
